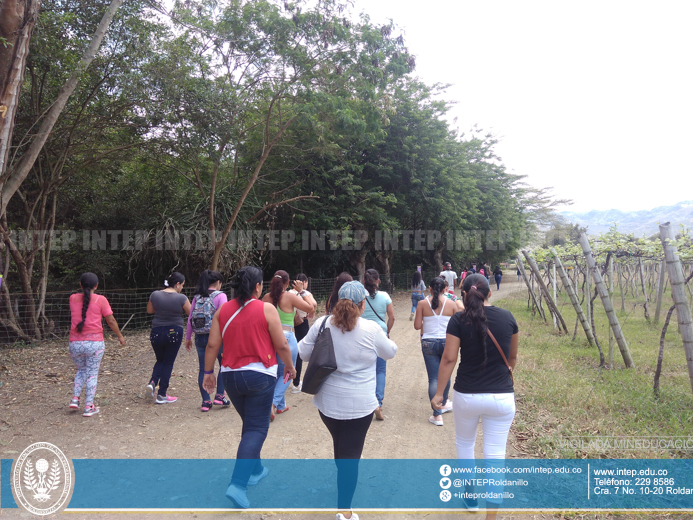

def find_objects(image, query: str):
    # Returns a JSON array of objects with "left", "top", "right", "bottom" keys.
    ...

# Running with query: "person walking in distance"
[
  {"left": 298, "top": 281, "right": 397, "bottom": 520},
  {"left": 203, "top": 267, "right": 296, "bottom": 509},
  {"left": 186, "top": 269, "right": 229, "bottom": 412},
  {"left": 361, "top": 269, "right": 395, "bottom": 420},
  {"left": 146, "top": 272, "right": 191, "bottom": 404},
  {"left": 262, "top": 270, "right": 316, "bottom": 419},
  {"left": 432, "top": 274, "right": 518, "bottom": 518},
  {"left": 493, "top": 266, "right": 503, "bottom": 291},
  {"left": 410, "top": 270, "right": 426, "bottom": 321},
  {"left": 68, "top": 273, "right": 125, "bottom": 417},
  {"left": 288, "top": 273, "right": 317, "bottom": 393},
  {"left": 439, "top": 262, "right": 457, "bottom": 295},
  {"left": 413, "top": 277, "right": 456, "bottom": 426}
]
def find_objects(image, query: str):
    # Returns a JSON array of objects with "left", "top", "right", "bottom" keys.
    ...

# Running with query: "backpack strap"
[{"left": 221, "top": 300, "right": 253, "bottom": 337}]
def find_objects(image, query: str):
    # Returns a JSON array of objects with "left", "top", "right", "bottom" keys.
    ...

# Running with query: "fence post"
[
  {"left": 654, "top": 259, "right": 666, "bottom": 324},
  {"left": 638, "top": 257, "right": 651, "bottom": 321},
  {"left": 551, "top": 248, "right": 595, "bottom": 347},
  {"left": 516, "top": 255, "right": 546, "bottom": 322},
  {"left": 608, "top": 255, "right": 614, "bottom": 369},
  {"left": 522, "top": 251, "right": 569, "bottom": 334},
  {"left": 578, "top": 233, "right": 634, "bottom": 368},
  {"left": 659, "top": 222, "right": 693, "bottom": 395}
]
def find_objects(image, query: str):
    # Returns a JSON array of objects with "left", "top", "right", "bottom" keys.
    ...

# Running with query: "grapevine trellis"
[{"left": 520, "top": 224, "right": 693, "bottom": 397}]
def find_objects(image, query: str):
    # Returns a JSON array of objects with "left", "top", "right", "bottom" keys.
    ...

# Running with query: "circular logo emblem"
[
  {"left": 439, "top": 464, "right": 451, "bottom": 476},
  {"left": 440, "top": 477, "right": 451, "bottom": 489},
  {"left": 12, "top": 442, "right": 73, "bottom": 516},
  {"left": 440, "top": 490, "right": 452, "bottom": 502}
]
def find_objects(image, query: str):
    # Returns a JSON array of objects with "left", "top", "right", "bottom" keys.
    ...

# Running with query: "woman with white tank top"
[{"left": 413, "top": 277, "right": 461, "bottom": 426}]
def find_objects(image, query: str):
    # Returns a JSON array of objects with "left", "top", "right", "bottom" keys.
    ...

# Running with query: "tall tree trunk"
[
  {"left": 0, "top": 0, "right": 41, "bottom": 177},
  {"left": 0, "top": 0, "right": 124, "bottom": 216}
]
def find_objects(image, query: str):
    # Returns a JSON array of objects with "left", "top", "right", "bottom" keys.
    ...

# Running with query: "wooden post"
[
  {"left": 551, "top": 248, "right": 595, "bottom": 347},
  {"left": 608, "top": 255, "right": 615, "bottom": 369},
  {"left": 516, "top": 256, "right": 546, "bottom": 322},
  {"left": 654, "top": 259, "right": 666, "bottom": 324},
  {"left": 578, "top": 234, "right": 635, "bottom": 368},
  {"left": 617, "top": 262, "right": 625, "bottom": 312},
  {"left": 585, "top": 263, "right": 592, "bottom": 331},
  {"left": 522, "top": 251, "right": 569, "bottom": 334},
  {"left": 551, "top": 261, "right": 558, "bottom": 330},
  {"left": 659, "top": 222, "right": 693, "bottom": 395},
  {"left": 638, "top": 257, "right": 651, "bottom": 321}
]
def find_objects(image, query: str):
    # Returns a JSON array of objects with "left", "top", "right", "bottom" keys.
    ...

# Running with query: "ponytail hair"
[
  {"left": 269, "top": 270, "right": 289, "bottom": 306},
  {"left": 194, "top": 269, "right": 223, "bottom": 297},
  {"left": 461, "top": 274, "right": 491, "bottom": 365},
  {"left": 231, "top": 266, "right": 263, "bottom": 303},
  {"left": 429, "top": 277, "right": 446, "bottom": 310},
  {"left": 76, "top": 272, "right": 99, "bottom": 333},
  {"left": 296, "top": 273, "right": 308, "bottom": 286},
  {"left": 363, "top": 268, "right": 379, "bottom": 297},
  {"left": 164, "top": 272, "right": 185, "bottom": 289},
  {"left": 411, "top": 271, "right": 422, "bottom": 289},
  {"left": 327, "top": 272, "right": 353, "bottom": 314}
]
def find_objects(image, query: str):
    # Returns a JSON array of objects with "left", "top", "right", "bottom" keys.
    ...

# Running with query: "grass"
[{"left": 499, "top": 285, "right": 693, "bottom": 460}]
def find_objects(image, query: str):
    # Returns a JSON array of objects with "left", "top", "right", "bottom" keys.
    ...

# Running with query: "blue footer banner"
[{"left": 3, "top": 458, "right": 693, "bottom": 511}]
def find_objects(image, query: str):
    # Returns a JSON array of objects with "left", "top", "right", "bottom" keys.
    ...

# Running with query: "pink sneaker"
[{"left": 156, "top": 394, "right": 177, "bottom": 404}]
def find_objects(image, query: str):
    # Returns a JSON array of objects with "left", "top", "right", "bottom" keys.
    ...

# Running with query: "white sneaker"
[
  {"left": 429, "top": 415, "right": 443, "bottom": 426},
  {"left": 336, "top": 513, "right": 359, "bottom": 520},
  {"left": 409, "top": 312, "right": 414, "bottom": 321},
  {"left": 291, "top": 381, "right": 302, "bottom": 393},
  {"left": 440, "top": 400, "right": 453, "bottom": 414}
]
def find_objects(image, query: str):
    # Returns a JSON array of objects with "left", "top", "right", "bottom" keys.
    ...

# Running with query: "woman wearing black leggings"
[{"left": 298, "top": 281, "right": 397, "bottom": 520}]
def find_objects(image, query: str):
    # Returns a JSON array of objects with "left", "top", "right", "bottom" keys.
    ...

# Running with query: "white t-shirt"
[
  {"left": 439, "top": 269, "right": 457, "bottom": 289},
  {"left": 298, "top": 316, "right": 397, "bottom": 420},
  {"left": 289, "top": 289, "right": 313, "bottom": 319}
]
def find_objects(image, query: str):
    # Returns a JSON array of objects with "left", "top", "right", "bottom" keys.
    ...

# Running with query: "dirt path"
[{"left": 0, "top": 280, "right": 541, "bottom": 519}]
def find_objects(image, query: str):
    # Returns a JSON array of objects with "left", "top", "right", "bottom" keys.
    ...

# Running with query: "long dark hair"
[
  {"left": 364, "top": 268, "right": 379, "bottom": 297},
  {"left": 231, "top": 267, "right": 263, "bottom": 303},
  {"left": 194, "top": 270, "right": 223, "bottom": 297},
  {"left": 429, "top": 277, "right": 446, "bottom": 310},
  {"left": 269, "top": 270, "right": 289, "bottom": 306},
  {"left": 164, "top": 272, "right": 185, "bottom": 289},
  {"left": 411, "top": 271, "right": 422, "bottom": 289},
  {"left": 327, "top": 272, "right": 353, "bottom": 314},
  {"left": 461, "top": 274, "right": 491, "bottom": 365},
  {"left": 76, "top": 272, "right": 99, "bottom": 333}
]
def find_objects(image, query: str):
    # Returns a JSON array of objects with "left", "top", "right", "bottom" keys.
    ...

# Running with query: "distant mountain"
[{"left": 560, "top": 201, "right": 693, "bottom": 236}]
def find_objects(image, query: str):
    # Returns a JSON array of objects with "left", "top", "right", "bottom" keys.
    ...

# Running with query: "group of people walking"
[{"left": 66, "top": 262, "right": 518, "bottom": 520}]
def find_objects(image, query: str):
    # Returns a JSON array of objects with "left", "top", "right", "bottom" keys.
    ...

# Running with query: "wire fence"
[{"left": 0, "top": 272, "right": 447, "bottom": 345}]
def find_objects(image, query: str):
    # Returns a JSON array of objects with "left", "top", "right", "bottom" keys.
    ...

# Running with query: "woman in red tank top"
[{"left": 202, "top": 266, "right": 295, "bottom": 509}]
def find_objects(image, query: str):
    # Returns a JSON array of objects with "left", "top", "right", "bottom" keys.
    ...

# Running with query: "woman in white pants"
[{"left": 432, "top": 273, "right": 518, "bottom": 520}]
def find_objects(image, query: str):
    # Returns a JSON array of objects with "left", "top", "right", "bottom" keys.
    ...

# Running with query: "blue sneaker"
[
  {"left": 247, "top": 466, "right": 269, "bottom": 486},
  {"left": 225, "top": 484, "right": 250, "bottom": 508}
]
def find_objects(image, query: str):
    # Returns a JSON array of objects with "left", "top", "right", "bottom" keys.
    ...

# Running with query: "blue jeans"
[
  {"left": 411, "top": 292, "right": 424, "bottom": 313},
  {"left": 195, "top": 334, "right": 224, "bottom": 401},
  {"left": 149, "top": 325, "right": 183, "bottom": 397},
  {"left": 375, "top": 357, "right": 387, "bottom": 407},
  {"left": 222, "top": 370, "right": 277, "bottom": 489},
  {"left": 421, "top": 338, "right": 451, "bottom": 416},
  {"left": 273, "top": 331, "right": 298, "bottom": 410},
  {"left": 495, "top": 274, "right": 502, "bottom": 290}
]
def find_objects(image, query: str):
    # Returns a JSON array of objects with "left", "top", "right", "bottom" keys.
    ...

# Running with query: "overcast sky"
[{"left": 351, "top": 0, "right": 693, "bottom": 213}]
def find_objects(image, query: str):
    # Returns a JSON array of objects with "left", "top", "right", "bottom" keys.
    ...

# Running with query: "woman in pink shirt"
[{"left": 69, "top": 273, "right": 125, "bottom": 417}]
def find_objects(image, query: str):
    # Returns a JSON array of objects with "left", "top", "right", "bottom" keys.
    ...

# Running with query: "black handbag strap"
[{"left": 365, "top": 296, "right": 385, "bottom": 323}]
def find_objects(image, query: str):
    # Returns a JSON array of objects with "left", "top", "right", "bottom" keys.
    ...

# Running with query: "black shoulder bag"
[{"left": 301, "top": 316, "right": 337, "bottom": 395}]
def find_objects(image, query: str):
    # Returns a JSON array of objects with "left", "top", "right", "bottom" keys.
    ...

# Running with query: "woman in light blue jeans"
[
  {"left": 410, "top": 271, "right": 426, "bottom": 319},
  {"left": 414, "top": 277, "right": 456, "bottom": 426}
]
